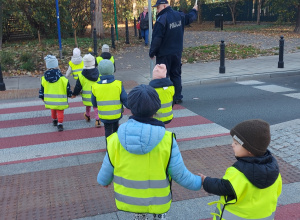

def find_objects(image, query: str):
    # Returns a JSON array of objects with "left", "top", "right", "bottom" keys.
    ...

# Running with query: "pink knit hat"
[{"left": 153, "top": 64, "right": 167, "bottom": 79}]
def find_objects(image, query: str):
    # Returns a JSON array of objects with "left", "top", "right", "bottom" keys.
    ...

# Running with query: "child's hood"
[
  {"left": 82, "top": 68, "right": 99, "bottom": 82},
  {"left": 100, "top": 52, "right": 112, "bottom": 60},
  {"left": 71, "top": 56, "right": 83, "bottom": 65},
  {"left": 233, "top": 150, "right": 280, "bottom": 189},
  {"left": 149, "top": 78, "right": 173, "bottom": 88},
  {"left": 117, "top": 119, "right": 166, "bottom": 155},
  {"left": 44, "top": 68, "right": 63, "bottom": 83}
]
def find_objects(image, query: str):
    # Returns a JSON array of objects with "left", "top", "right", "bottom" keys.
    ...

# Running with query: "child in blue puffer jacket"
[{"left": 97, "top": 84, "right": 202, "bottom": 220}]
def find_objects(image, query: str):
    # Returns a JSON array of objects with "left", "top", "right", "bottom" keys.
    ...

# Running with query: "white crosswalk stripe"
[{"left": 0, "top": 99, "right": 230, "bottom": 168}]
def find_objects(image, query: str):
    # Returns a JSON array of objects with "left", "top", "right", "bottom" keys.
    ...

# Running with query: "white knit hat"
[
  {"left": 83, "top": 54, "right": 95, "bottom": 69},
  {"left": 73, "top": 48, "right": 81, "bottom": 57},
  {"left": 102, "top": 44, "right": 109, "bottom": 53}
]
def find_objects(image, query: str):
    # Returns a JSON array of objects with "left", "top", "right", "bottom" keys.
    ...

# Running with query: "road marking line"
[
  {"left": 284, "top": 93, "right": 300, "bottom": 99},
  {"left": 253, "top": 85, "right": 295, "bottom": 93},
  {"left": 236, "top": 80, "right": 265, "bottom": 85}
]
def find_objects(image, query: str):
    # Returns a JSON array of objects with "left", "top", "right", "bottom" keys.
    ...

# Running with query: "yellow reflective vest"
[
  {"left": 210, "top": 166, "right": 282, "bottom": 220},
  {"left": 96, "top": 56, "right": 115, "bottom": 65},
  {"left": 42, "top": 76, "right": 69, "bottom": 110},
  {"left": 92, "top": 80, "right": 122, "bottom": 120},
  {"left": 78, "top": 73, "right": 100, "bottom": 106},
  {"left": 69, "top": 61, "right": 84, "bottom": 80},
  {"left": 154, "top": 86, "right": 175, "bottom": 123},
  {"left": 107, "top": 131, "right": 173, "bottom": 214}
]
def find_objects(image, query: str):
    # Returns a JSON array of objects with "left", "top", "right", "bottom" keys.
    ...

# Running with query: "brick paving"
[{"left": 1, "top": 145, "right": 299, "bottom": 220}]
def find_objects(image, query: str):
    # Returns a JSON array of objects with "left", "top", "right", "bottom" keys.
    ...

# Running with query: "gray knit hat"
[
  {"left": 128, "top": 84, "right": 161, "bottom": 118},
  {"left": 102, "top": 44, "right": 109, "bottom": 53},
  {"left": 98, "top": 60, "right": 114, "bottom": 75},
  {"left": 230, "top": 119, "right": 271, "bottom": 156},
  {"left": 44, "top": 55, "right": 58, "bottom": 69}
]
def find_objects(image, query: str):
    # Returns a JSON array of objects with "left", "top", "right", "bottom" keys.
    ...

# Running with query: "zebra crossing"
[
  {"left": 0, "top": 98, "right": 229, "bottom": 170},
  {"left": 236, "top": 80, "right": 300, "bottom": 99}
]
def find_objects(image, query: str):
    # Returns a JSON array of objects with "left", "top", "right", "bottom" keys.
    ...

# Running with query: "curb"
[{"left": 182, "top": 70, "right": 300, "bottom": 86}]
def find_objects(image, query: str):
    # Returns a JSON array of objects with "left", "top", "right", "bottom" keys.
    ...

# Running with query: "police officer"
[{"left": 149, "top": 0, "right": 198, "bottom": 104}]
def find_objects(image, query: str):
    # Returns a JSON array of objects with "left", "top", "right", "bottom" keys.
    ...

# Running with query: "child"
[
  {"left": 66, "top": 48, "right": 84, "bottom": 80},
  {"left": 149, "top": 64, "right": 174, "bottom": 124},
  {"left": 199, "top": 119, "right": 282, "bottom": 220},
  {"left": 72, "top": 53, "right": 101, "bottom": 128},
  {"left": 91, "top": 59, "right": 128, "bottom": 138},
  {"left": 97, "top": 84, "right": 202, "bottom": 220},
  {"left": 39, "top": 55, "right": 72, "bottom": 132},
  {"left": 96, "top": 44, "right": 116, "bottom": 72}
]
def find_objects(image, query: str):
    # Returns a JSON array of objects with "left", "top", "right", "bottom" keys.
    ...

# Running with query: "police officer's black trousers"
[{"left": 156, "top": 53, "right": 183, "bottom": 101}]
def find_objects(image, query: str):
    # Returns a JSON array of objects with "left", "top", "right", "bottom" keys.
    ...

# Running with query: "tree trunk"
[
  {"left": 170, "top": 0, "right": 175, "bottom": 7},
  {"left": 197, "top": 0, "right": 202, "bottom": 24},
  {"left": 257, "top": 0, "right": 261, "bottom": 25},
  {"left": 228, "top": 3, "right": 237, "bottom": 25},
  {"left": 95, "top": 0, "right": 104, "bottom": 38},
  {"left": 74, "top": 30, "right": 78, "bottom": 47},
  {"left": 133, "top": 0, "right": 137, "bottom": 18},
  {"left": 294, "top": 4, "right": 300, "bottom": 33},
  {"left": 90, "top": 0, "right": 95, "bottom": 38},
  {"left": 0, "top": 0, "right": 3, "bottom": 50}
]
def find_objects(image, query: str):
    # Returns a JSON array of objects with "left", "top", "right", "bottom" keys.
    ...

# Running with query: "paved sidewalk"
[{"left": 2, "top": 51, "right": 300, "bottom": 100}]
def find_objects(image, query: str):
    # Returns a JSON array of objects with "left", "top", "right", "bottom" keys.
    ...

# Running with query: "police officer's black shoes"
[
  {"left": 57, "top": 124, "right": 64, "bottom": 132},
  {"left": 53, "top": 119, "right": 58, "bottom": 126},
  {"left": 174, "top": 99, "right": 182, "bottom": 104}
]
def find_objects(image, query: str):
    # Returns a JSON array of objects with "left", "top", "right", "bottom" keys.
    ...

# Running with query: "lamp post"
[
  {"left": 55, "top": 0, "right": 62, "bottom": 58},
  {"left": 113, "top": 0, "right": 119, "bottom": 40}
]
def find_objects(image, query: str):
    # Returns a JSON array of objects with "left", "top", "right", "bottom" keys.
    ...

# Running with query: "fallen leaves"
[{"left": 182, "top": 43, "right": 276, "bottom": 64}]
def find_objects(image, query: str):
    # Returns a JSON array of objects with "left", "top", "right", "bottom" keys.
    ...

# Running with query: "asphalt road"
[{"left": 181, "top": 75, "right": 300, "bottom": 129}]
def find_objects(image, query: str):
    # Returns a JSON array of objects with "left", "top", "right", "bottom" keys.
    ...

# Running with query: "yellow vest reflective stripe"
[
  {"left": 92, "top": 80, "right": 122, "bottom": 120},
  {"left": 78, "top": 72, "right": 100, "bottom": 106},
  {"left": 96, "top": 56, "right": 115, "bottom": 64},
  {"left": 154, "top": 86, "right": 175, "bottom": 122},
  {"left": 214, "top": 204, "right": 275, "bottom": 220},
  {"left": 107, "top": 131, "right": 173, "bottom": 214},
  {"left": 69, "top": 61, "right": 84, "bottom": 79},
  {"left": 210, "top": 167, "right": 282, "bottom": 220},
  {"left": 42, "top": 76, "right": 69, "bottom": 110}
]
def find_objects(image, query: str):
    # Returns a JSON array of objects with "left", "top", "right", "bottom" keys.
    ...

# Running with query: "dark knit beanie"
[
  {"left": 230, "top": 119, "right": 271, "bottom": 156},
  {"left": 128, "top": 84, "right": 161, "bottom": 118}
]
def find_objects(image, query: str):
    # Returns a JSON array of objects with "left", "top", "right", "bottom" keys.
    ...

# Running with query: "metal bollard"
[
  {"left": 111, "top": 24, "right": 115, "bottom": 49},
  {"left": 134, "top": 17, "right": 137, "bottom": 37},
  {"left": 220, "top": 14, "right": 224, "bottom": 31},
  {"left": 0, "top": 64, "right": 6, "bottom": 91},
  {"left": 125, "top": 18, "right": 130, "bottom": 44},
  {"left": 278, "top": 36, "right": 284, "bottom": 68},
  {"left": 219, "top": 40, "right": 226, "bottom": 74},
  {"left": 93, "top": 28, "right": 98, "bottom": 56}
]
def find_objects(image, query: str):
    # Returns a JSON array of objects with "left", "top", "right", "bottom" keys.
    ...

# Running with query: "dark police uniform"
[{"left": 149, "top": 6, "right": 197, "bottom": 102}]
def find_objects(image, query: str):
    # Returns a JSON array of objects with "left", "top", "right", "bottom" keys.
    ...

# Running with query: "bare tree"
[{"left": 227, "top": 0, "right": 243, "bottom": 25}]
